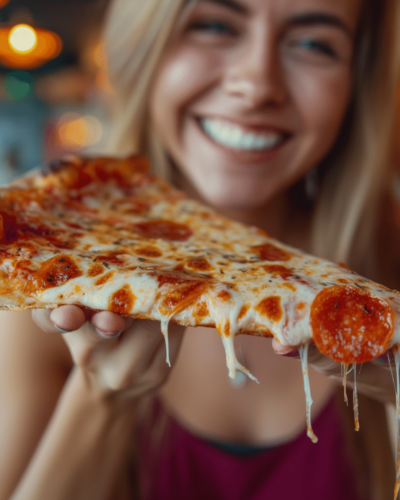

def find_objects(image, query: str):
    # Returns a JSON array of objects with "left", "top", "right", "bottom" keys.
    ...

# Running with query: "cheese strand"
[
  {"left": 342, "top": 363, "right": 349, "bottom": 405},
  {"left": 220, "top": 333, "right": 258, "bottom": 383},
  {"left": 352, "top": 364, "right": 360, "bottom": 431},
  {"left": 299, "top": 342, "right": 318, "bottom": 443},
  {"left": 160, "top": 317, "right": 171, "bottom": 367}
]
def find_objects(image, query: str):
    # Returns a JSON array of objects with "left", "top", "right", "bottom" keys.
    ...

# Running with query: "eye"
[
  {"left": 189, "top": 19, "right": 238, "bottom": 37},
  {"left": 295, "top": 38, "right": 337, "bottom": 58}
]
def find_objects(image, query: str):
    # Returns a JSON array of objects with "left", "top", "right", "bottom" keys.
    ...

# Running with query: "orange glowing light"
[
  {"left": 57, "top": 113, "right": 103, "bottom": 150},
  {"left": 9, "top": 24, "right": 38, "bottom": 54},
  {"left": 0, "top": 0, "right": 10, "bottom": 8},
  {"left": 0, "top": 25, "right": 62, "bottom": 69}
]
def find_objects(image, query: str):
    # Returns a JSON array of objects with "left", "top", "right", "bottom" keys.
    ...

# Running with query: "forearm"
[{"left": 10, "top": 368, "right": 138, "bottom": 500}]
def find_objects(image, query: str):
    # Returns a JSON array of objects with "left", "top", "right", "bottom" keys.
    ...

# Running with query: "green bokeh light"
[{"left": 3, "top": 71, "right": 34, "bottom": 100}]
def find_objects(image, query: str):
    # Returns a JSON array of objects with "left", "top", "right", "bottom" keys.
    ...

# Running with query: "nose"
[{"left": 223, "top": 31, "right": 287, "bottom": 108}]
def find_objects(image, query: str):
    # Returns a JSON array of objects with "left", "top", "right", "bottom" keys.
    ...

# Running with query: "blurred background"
[
  {"left": 0, "top": 0, "right": 111, "bottom": 184},
  {"left": 0, "top": 1, "right": 399, "bottom": 187}
]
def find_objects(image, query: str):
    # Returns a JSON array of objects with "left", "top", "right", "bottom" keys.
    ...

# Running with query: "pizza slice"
[{"left": 1, "top": 156, "right": 400, "bottom": 464}]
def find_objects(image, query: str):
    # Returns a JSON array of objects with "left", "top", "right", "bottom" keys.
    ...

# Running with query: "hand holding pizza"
[{"left": 32, "top": 306, "right": 185, "bottom": 399}]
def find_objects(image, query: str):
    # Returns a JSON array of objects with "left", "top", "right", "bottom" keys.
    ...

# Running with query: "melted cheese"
[
  {"left": 299, "top": 343, "right": 318, "bottom": 443},
  {"left": 352, "top": 364, "right": 360, "bottom": 432},
  {"left": 2, "top": 156, "right": 400, "bottom": 460}
]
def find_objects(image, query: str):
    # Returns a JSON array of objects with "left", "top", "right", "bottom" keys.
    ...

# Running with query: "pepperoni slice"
[{"left": 310, "top": 285, "right": 394, "bottom": 363}]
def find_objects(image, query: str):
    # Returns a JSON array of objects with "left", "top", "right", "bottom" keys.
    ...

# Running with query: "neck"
[{"left": 174, "top": 170, "right": 312, "bottom": 252}]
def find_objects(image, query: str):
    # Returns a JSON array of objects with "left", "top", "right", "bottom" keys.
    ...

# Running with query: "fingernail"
[
  {"left": 95, "top": 328, "right": 121, "bottom": 339},
  {"left": 55, "top": 325, "right": 73, "bottom": 333},
  {"left": 281, "top": 349, "right": 300, "bottom": 358}
]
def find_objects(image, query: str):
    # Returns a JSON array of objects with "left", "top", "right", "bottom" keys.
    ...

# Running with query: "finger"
[
  {"left": 90, "top": 311, "right": 133, "bottom": 338},
  {"left": 61, "top": 320, "right": 122, "bottom": 368},
  {"left": 272, "top": 338, "right": 341, "bottom": 375},
  {"left": 32, "top": 306, "right": 86, "bottom": 334},
  {"left": 98, "top": 321, "right": 185, "bottom": 391},
  {"left": 271, "top": 338, "right": 299, "bottom": 357}
]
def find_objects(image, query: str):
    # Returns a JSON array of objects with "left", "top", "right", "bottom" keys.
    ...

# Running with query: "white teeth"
[{"left": 201, "top": 118, "right": 284, "bottom": 151}]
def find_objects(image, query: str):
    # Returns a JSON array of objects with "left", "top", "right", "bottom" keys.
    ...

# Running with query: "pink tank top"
[{"left": 137, "top": 397, "right": 362, "bottom": 500}]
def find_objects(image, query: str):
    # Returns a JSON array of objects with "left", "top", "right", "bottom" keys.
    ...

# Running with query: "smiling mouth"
[{"left": 200, "top": 117, "right": 288, "bottom": 152}]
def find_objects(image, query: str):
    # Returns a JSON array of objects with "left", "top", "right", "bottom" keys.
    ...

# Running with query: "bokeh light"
[
  {"left": 0, "top": 25, "right": 62, "bottom": 69},
  {"left": 3, "top": 71, "right": 34, "bottom": 100},
  {"left": 8, "top": 24, "right": 38, "bottom": 54},
  {"left": 57, "top": 113, "right": 102, "bottom": 150},
  {"left": 0, "top": 0, "right": 10, "bottom": 8}
]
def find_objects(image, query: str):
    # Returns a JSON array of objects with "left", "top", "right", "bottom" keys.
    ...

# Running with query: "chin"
[{"left": 194, "top": 176, "right": 276, "bottom": 212}]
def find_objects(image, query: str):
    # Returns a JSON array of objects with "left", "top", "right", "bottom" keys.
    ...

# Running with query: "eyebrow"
[
  {"left": 197, "top": 0, "right": 248, "bottom": 15},
  {"left": 286, "top": 12, "right": 353, "bottom": 37}
]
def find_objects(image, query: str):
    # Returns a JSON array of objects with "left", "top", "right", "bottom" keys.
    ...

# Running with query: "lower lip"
[{"left": 196, "top": 118, "right": 290, "bottom": 163}]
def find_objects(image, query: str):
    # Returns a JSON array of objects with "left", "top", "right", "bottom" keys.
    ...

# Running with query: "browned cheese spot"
[
  {"left": 256, "top": 296, "right": 283, "bottom": 322},
  {"left": 88, "top": 263, "right": 105, "bottom": 277},
  {"left": 26, "top": 255, "right": 82, "bottom": 293},
  {"left": 223, "top": 321, "right": 231, "bottom": 337},
  {"left": 217, "top": 290, "right": 231, "bottom": 301},
  {"left": 95, "top": 271, "right": 114, "bottom": 287},
  {"left": 109, "top": 285, "right": 136, "bottom": 315},
  {"left": 135, "top": 246, "right": 162, "bottom": 258},
  {"left": 282, "top": 283, "right": 297, "bottom": 292},
  {"left": 238, "top": 304, "right": 250, "bottom": 320},
  {"left": 186, "top": 257, "right": 212, "bottom": 272},
  {"left": 193, "top": 301, "right": 210, "bottom": 321}
]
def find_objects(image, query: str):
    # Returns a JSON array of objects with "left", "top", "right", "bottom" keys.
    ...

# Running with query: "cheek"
[
  {"left": 289, "top": 67, "right": 352, "bottom": 161},
  {"left": 150, "top": 47, "right": 219, "bottom": 160}
]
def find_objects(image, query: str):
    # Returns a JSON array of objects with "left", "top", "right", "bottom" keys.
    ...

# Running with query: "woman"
[{"left": 1, "top": 0, "right": 399, "bottom": 498}]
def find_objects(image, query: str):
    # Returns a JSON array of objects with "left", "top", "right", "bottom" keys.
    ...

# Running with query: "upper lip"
[{"left": 197, "top": 115, "right": 292, "bottom": 136}]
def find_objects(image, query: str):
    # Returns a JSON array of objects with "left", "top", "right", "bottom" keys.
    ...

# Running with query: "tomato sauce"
[
  {"left": 311, "top": 285, "right": 394, "bottom": 363},
  {"left": 254, "top": 243, "right": 291, "bottom": 262},
  {"left": 263, "top": 264, "right": 309, "bottom": 286},
  {"left": 0, "top": 212, "right": 18, "bottom": 243},
  {"left": 19, "top": 254, "right": 82, "bottom": 293},
  {"left": 133, "top": 220, "right": 192, "bottom": 242},
  {"left": 0, "top": 211, "right": 75, "bottom": 249},
  {"left": 155, "top": 271, "right": 208, "bottom": 315}
]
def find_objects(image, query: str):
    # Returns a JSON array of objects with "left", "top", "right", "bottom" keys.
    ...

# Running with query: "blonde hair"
[
  {"left": 104, "top": 0, "right": 400, "bottom": 269},
  {"left": 104, "top": 0, "right": 186, "bottom": 179}
]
